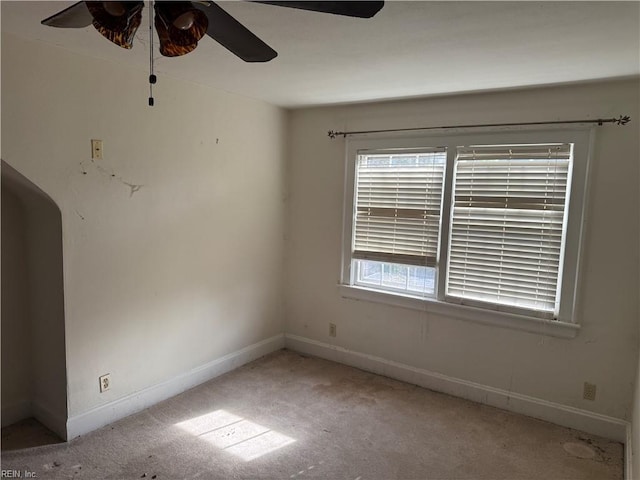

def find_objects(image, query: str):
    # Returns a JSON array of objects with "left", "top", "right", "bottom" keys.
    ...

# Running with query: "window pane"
[
  {"left": 355, "top": 260, "right": 435, "bottom": 296},
  {"left": 382, "top": 263, "right": 408, "bottom": 289},
  {"left": 408, "top": 266, "right": 436, "bottom": 293},
  {"left": 357, "top": 260, "right": 382, "bottom": 286}
]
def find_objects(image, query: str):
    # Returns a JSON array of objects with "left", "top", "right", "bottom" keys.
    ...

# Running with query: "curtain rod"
[{"left": 327, "top": 115, "right": 631, "bottom": 139}]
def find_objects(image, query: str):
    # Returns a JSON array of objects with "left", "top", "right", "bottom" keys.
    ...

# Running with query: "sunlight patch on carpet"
[{"left": 175, "top": 409, "right": 296, "bottom": 461}]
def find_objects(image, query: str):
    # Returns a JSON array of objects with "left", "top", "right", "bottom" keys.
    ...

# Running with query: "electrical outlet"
[
  {"left": 583, "top": 382, "right": 596, "bottom": 401},
  {"left": 99, "top": 374, "right": 111, "bottom": 393},
  {"left": 91, "top": 139, "right": 103, "bottom": 160},
  {"left": 329, "top": 323, "right": 337, "bottom": 337}
]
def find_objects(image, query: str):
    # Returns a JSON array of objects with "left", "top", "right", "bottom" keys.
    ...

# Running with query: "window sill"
[{"left": 337, "top": 284, "right": 580, "bottom": 339}]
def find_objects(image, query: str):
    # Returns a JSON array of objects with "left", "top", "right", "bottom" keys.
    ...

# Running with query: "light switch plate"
[{"left": 91, "top": 139, "right": 103, "bottom": 160}]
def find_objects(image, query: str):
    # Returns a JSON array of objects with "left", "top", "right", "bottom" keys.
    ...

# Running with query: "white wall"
[
  {"left": 633, "top": 352, "right": 639, "bottom": 477},
  {"left": 1, "top": 187, "right": 32, "bottom": 424},
  {"left": 633, "top": 116, "right": 640, "bottom": 476},
  {"left": 1, "top": 162, "right": 68, "bottom": 436},
  {"left": 1, "top": 33, "right": 287, "bottom": 422},
  {"left": 633, "top": 164, "right": 640, "bottom": 476},
  {"left": 286, "top": 79, "right": 640, "bottom": 421}
]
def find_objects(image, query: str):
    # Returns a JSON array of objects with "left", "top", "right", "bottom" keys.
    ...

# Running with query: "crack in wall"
[
  {"left": 123, "top": 182, "right": 143, "bottom": 197},
  {"left": 79, "top": 159, "right": 144, "bottom": 197}
]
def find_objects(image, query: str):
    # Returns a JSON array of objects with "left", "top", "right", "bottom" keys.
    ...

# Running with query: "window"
[
  {"left": 352, "top": 149, "right": 445, "bottom": 296},
  {"left": 446, "top": 143, "right": 571, "bottom": 319},
  {"left": 341, "top": 130, "right": 591, "bottom": 329}
]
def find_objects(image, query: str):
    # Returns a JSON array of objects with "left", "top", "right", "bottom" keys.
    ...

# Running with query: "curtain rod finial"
[{"left": 617, "top": 115, "right": 631, "bottom": 125}]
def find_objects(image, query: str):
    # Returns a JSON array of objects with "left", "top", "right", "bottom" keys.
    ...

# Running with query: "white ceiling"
[{"left": 2, "top": 1, "right": 639, "bottom": 107}]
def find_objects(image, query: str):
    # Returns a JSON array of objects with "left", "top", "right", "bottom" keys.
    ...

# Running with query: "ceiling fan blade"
[
  {"left": 253, "top": 1, "right": 384, "bottom": 18},
  {"left": 41, "top": 1, "right": 93, "bottom": 28},
  {"left": 194, "top": 2, "right": 277, "bottom": 62}
]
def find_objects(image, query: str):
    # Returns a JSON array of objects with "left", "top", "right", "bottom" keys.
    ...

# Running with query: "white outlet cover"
[{"left": 99, "top": 374, "right": 111, "bottom": 393}]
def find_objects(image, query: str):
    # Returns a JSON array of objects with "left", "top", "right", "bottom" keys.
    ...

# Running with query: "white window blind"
[
  {"left": 446, "top": 143, "right": 572, "bottom": 317},
  {"left": 353, "top": 150, "right": 446, "bottom": 267}
]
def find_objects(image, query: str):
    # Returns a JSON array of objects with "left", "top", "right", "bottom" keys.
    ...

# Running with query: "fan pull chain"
[{"left": 148, "top": 0, "right": 156, "bottom": 106}]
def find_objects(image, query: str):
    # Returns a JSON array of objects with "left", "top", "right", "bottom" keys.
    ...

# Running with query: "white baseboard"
[
  {"left": 285, "top": 334, "right": 629, "bottom": 443},
  {"left": 1, "top": 399, "right": 32, "bottom": 428},
  {"left": 66, "top": 334, "right": 285, "bottom": 440}
]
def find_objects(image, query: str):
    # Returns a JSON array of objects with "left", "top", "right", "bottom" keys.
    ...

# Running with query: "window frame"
[{"left": 340, "top": 128, "right": 593, "bottom": 338}]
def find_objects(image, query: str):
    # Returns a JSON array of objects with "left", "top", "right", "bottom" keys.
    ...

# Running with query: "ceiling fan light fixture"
[
  {"left": 86, "top": 1, "right": 144, "bottom": 49},
  {"left": 103, "top": 2, "right": 127, "bottom": 17},
  {"left": 155, "top": 2, "right": 208, "bottom": 57},
  {"left": 173, "top": 11, "right": 196, "bottom": 30}
]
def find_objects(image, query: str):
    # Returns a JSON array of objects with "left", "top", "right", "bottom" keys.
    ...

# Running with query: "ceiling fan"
[{"left": 41, "top": 1, "right": 385, "bottom": 62}]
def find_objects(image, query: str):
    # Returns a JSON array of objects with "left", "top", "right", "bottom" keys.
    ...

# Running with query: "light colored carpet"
[{"left": 1, "top": 349, "right": 623, "bottom": 479}]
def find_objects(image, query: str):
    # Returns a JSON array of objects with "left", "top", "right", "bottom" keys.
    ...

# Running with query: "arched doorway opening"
[{"left": 2, "top": 161, "right": 68, "bottom": 443}]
